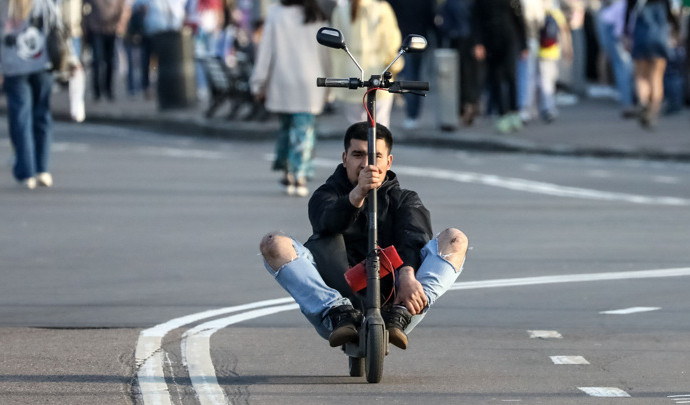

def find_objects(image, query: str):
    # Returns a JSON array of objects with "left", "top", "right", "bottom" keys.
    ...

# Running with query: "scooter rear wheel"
[
  {"left": 365, "top": 325, "right": 385, "bottom": 383},
  {"left": 348, "top": 356, "right": 364, "bottom": 377}
]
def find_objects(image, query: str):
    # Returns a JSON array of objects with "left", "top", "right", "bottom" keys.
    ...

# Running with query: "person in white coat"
[
  {"left": 330, "top": 0, "right": 402, "bottom": 128},
  {"left": 250, "top": 0, "right": 329, "bottom": 197}
]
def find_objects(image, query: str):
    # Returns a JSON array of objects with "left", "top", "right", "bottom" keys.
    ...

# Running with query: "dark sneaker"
[
  {"left": 382, "top": 305, "right": 412, "bottom": 350},
  {"left": 326, "top": 305, "right": 362, "bottom": 347}
]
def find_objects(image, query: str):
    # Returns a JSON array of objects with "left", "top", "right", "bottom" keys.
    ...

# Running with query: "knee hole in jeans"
[
  {"left": 436, "top": 228, "right": 468, "bottom": 271},
  {"left": 260, "top": 232, "right": 297, "bottom": 271}
]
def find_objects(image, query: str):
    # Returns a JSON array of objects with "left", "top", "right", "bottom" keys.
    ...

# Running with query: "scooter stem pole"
[{"left": 366, "top": 78, "right": 380, "bottom": 312}]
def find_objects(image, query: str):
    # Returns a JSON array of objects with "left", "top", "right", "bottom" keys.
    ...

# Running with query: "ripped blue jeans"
[{"left": 263, "top": 237, "right": 464, "bottom": 340}]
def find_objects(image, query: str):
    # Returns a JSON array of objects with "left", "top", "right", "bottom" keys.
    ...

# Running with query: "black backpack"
[{"left": 539, "top": 13, "right": 559, "bottom": 48}]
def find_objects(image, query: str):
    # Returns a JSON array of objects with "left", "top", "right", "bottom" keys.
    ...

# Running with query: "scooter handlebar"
[
  {"left": 316, "top": 77, "right": 351, "bottom": 88},
  {"left": 389, "top": 80, "right": 429, "bottom": 92}
]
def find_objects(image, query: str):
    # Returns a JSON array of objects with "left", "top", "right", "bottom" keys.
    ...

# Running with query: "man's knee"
[
  {"left": 260, "top": 232, "right": 297, "bottom": 271},
  {"left": 437, "top": 228, "right": 468, "bottom": 270}
]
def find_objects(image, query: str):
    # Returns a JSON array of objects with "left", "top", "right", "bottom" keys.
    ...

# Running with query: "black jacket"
[
  {"left": 308, "top": 164, "right": 433, "bottom": 271},
  {"left": 471, "top": 0, "right": 527, "bottom": 53}
]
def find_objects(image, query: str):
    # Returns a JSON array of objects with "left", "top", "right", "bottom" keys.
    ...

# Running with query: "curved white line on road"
[
  {"left": 181, "top": 304, "right": 299, "bottom": 405},
  {"left": 137, "top": 266, "right": 690, "bottom": 404},
  {"left": 449, "top": 267, "right": 690, "bottom": 291},
  {"left": 135, "top": 297, "right": 294, "bottom": 405},
  {"left": 312, "top": 158, "right": 690, "bottom": 206}
]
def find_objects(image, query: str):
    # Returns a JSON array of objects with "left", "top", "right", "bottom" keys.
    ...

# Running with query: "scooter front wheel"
[{"left": 365, "top": 325, "right": 385, "bottom": 383}]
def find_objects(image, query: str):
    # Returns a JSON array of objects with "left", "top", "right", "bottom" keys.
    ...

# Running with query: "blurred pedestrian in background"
[
  {"left": 83, "top": 0, "right": 125, "bottom": 101},
  {"left": 330, "top": 0, "right": 402, "bottom": 128},
  {"left": 472, "top": 0, "right": 528, "bottom": 134},
  {"left": 250, "top": 0, "right": 329, "bottom": 197},
  {"left": 537, "top": 0, "right": 571, "bottom": 122},
  {"left": 625, "top": 0, "right": 679, "bottom": 128},
  {"left": 518, "top": 0, "right": 544, "bottom": 123},
  {"left": 596, "top": 0, "right": 636, "bottom": 118},
  {"left": 1, "top": 0, "right": 62, "bottom": 188},
  {"left": 560, "top": 0, "right": 587, "bottom": 95},
  {"left": 122, "top": 0, "right": 149, "bottom": 98},
  {"left": 185, "top": 0, "right": 224, "bottom": 101},
  {"left": 61, "top": 0, "right": 86, "bottom": 121},
  {"left": 386, "top": 0, "right": 435, "bottom": 130},
  {"left": 437, "top": 0, "right": 482, "bottom": 126}
]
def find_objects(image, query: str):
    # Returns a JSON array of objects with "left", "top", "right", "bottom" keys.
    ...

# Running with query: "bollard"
[{"left": 434, "top": 48, "right": 460, "bottom": 131}]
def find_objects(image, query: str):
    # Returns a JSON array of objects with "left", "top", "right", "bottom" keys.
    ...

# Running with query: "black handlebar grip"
[
  {"left": 316, "top": 78, "right": 350, "bottom": 87},
  {"left": 396, "top": 81, "right": 430, "bottom": 91}
]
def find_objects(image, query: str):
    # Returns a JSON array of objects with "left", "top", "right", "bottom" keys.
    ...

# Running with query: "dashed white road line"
[
  {"left": 528, "top": 330, "right": 563, "bottom": 339},
  {"left": 600, "top": 306, "right": 661, "bottom": 315},
  {"left": 578, "top": 387, "right": 631, "bottom": 397},
  {"left": 550, "top": 356, "right": 590, "bottom": 365}
]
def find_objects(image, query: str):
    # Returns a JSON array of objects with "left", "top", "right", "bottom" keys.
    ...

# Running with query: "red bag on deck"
[{"left": 344, "top": 246, "right": 403, "bottom": 293}]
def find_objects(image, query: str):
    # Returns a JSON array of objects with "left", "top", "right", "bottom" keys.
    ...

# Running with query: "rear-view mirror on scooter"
[
  {"left": 316, "top": 27, "right": 345, "bottom": 50},
  {"left": 401, "top": 34, "right": 427, "bottom": 54}
]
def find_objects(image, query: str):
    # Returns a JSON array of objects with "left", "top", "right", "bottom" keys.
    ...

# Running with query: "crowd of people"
[
  {"left": 2, "top": 0, "right": 688, "bottom": 190},
  {"left": 250, "top": 0, "right": 687, "bottom": 196}
]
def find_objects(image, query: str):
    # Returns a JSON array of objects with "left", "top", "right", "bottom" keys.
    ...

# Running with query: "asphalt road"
[{"left": 1, "top": 121, "right": 689, "bottom": 404}]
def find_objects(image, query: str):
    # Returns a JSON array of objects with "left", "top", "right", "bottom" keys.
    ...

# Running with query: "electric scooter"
[{"left": 315, "top": 27, "right": 429, "bottom": 383}]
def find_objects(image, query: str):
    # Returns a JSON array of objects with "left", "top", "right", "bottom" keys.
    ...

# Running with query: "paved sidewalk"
[{"left": 2, "top": 80, "right": 690, "bottom": 161}]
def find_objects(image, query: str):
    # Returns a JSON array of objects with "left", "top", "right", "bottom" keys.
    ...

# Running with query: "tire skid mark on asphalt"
[
  {"left": 181, "top": 304, "right": 299, "bottom": 405},
  {"left": 135, "top": 298, "right": 294, "bottom": 405},
  {"left": 137, "top": 266, "right": 690, "bottom": 404}
]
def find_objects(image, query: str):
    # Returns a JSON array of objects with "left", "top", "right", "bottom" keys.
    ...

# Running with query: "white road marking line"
[
  {"left": 137, "top": 267, "right": 690, "bottom": 404},
  {"left": 311, "top": 158, "right": 690, "bottom": 206},
  {"left": 450, "top": 267, "right": 690, "bottom": 291},
  {"left": 182, "top": 304, "right": 299, "bottom": 405},
  {"left": 528, "top": 330, "right": 563, "bottom": 339},
  {"left": 600, "top": 306, "right": 661, "bottom": 315},
  {"left": 578, "top": 387, "right": 631, "bottom": 397},
  {"left": 653, "top": 176, "right": 680, "bottom": 184},
  {"left": 550, "top": 356, "right": 590, "bottom": 365},
  {"left": 52, "top": 142, "right": 90, "bottom": 152},
  {"left": 136, "top": 146, "right": 226, "bottom": 160},
  {"left": 135, "top": 297, "right": 294, "bottom": 405}
]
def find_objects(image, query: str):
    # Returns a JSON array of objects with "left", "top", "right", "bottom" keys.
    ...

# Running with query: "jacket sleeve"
[
  {"left": 309, "top": 184, "right": 363, "bottom": 235},
  {"left": 249, "top": 8, "right": 274, "bottom": 96},
  {"left": 511, "top": 0, "right": 528, "bottom": 51},
  {"left": 395, "top": 190, "right": 433, "bottom": 271},
  {"left": 471, "top": 0, "right": 485, "bottom": 46}
]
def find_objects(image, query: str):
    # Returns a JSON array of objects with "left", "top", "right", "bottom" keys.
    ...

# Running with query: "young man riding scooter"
[{"left": 260, "top": 122, "right": 468, "bottom": 349}]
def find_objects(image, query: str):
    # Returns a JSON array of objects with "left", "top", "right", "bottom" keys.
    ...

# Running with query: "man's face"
[{"left": 342, "top": 139, "right": 393, "bottom": 185}]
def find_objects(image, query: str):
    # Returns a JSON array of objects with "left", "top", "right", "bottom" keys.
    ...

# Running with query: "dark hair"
[
  {"left": 350, "top": 0, "right": 361, "bottom": 21},
  {"left": 281, "top": 0, "right": 326, "bottom": 24},
  {"left": 344, "top": 122, "right": 393, "bottom": 154}
]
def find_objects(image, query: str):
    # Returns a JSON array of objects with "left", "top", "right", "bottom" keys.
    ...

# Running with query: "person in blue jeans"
[
  {"left": 1, "top": 0, "right": 60, "bottom": 189},
  {"left": 597, "top": 0, "right": 636, "bottom": 118},
  {"left": 259, "top": 122, "right": 469, "bottom": 350}
]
